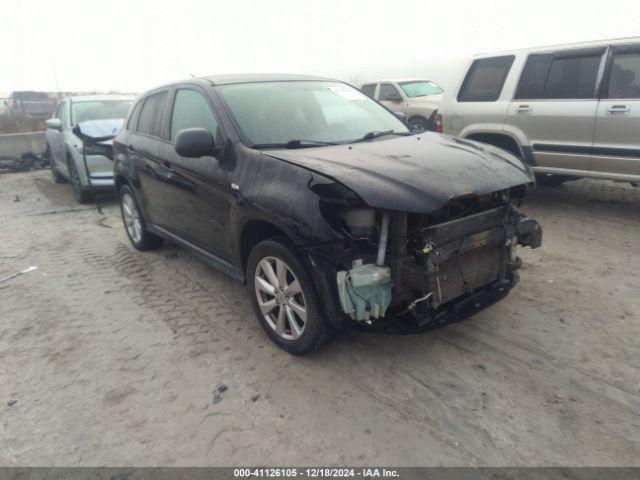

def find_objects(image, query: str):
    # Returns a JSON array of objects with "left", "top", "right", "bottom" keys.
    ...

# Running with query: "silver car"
[
  {"left": 45, "top": 95, "right": 133, "bottom": 202},
  {"left": 438, "top": 37, "right": 640, "bottom": 185}
]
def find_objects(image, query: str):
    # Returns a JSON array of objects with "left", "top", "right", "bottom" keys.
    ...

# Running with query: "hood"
[{"left": 264, "top": 133, "right": 534, "bottom": 214}]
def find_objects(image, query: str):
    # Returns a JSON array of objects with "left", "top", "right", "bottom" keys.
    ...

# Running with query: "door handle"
[
  {"left": 127, "top": 145, "right": 135, "bottom": 152},
  {"left": 606, "top": 105, "right": 630, "bottom": 114},
  {"left": 516, "top": 105, "right": 531, "bottom": 113},
  {"left": 160, "top": 159, "right": 173, "bottom": 170}
]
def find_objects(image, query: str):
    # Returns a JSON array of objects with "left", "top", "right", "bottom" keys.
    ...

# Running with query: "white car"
[{"left": 359, "top": 79, "right": 443, "bottom": 132}]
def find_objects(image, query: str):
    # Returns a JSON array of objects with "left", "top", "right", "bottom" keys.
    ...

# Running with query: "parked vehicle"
[
  {"left": 45, "top": 95, "right": 133, "bottom": 202},
  {"left": 113, "top": 74, "right": 541, "bottom": 354},
  {"left": 3, "top": 91, "right": 57, "bottom": 119},
  {"left": 360, "top": 79, "right": 443, "bottom": 132},
  {"left": 438, "top": 37, "right": 640, "bottom": 185}
]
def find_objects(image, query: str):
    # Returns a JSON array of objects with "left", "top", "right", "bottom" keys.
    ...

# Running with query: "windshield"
[
  {"left": 217, "top": 81, "right": 409, "bottom": 147},
  {"left": 398, "top": 81, "right": 443, "bottom": 98},
  {"left": 71, "top": 100, "right": 132, "bottom": 125}
]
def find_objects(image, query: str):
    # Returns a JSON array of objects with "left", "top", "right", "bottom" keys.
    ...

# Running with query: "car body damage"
[
  {"left": 257, "top": 132, "right": 541, "bottom": 328},
  {"left": 113, "top": 75, "right": 542, "bottom": 350}
]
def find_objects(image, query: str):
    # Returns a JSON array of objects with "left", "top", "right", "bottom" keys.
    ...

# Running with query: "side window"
[
  {"left": 458, "top": 55, "right": 515, "bottom": 102},
  {"left": 379, "top": 83, "right": 401, "bottom": 101},
  {"left": 137, "top": 91, "right": 168, "bottom": 138},
  {"left": 543, "top": 53, "right": 602, "bottom": 99},
  {"left": 127, "top": 101, "right": 143, "bottom": 131},
  {"left": 170, "top": 89, "right": 219, "bottom": 142},
  {"left": 360, "top": 84, "right": 376, "bottom": 98},
  {"left": 515, "top": 54, "right": 553, "bottom": 99},
  {"left": 605, "top": 49, "right": 640, "bottom": 99}
]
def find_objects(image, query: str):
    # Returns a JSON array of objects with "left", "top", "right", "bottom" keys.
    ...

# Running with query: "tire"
[
  {"left": 247, "top": 238, "right": 332, "bottom": 354},
  {"left": 67, "top": 156, "right": 93, "bottom": 203},
  {"left": 50, "top": 149, "right": 67, "bottom": 184},
  {"left": 119, "top": 184, "right": 164, "bottom": 251},
  {"left": 408, "top": 116, "right": 430, "bottom": 133},
  {"left": 535, "top": 173, "right": 573, "bottom": 186}
]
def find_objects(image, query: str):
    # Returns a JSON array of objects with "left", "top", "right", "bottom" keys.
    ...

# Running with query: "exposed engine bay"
[{"left": 314, "top": 184, "right": 542, "bottom": 327}]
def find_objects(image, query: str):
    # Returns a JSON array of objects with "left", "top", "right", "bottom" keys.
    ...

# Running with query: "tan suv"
[
  {"left": 438, "top": 37, "right": 640, "bottom": 185},
  {"left": 360, "top": 79, "right": 443, "bottom": 132}
]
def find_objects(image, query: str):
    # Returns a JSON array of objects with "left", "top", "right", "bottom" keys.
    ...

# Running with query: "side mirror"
[
  {"left": 175, "top": 128, "right": 215, "bottom": 158},
  {"left": 46, "top": 118, "right": 62, "bottom": 131},
  {"left": 384, "top": 93, "right": 402, "bottom": 102}
]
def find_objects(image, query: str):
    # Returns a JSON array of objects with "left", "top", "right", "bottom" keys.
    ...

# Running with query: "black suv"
[{"left": 113, "top": 74, "right": 542, "bottom": 354}]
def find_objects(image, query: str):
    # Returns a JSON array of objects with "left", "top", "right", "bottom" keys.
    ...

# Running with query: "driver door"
[
  {"left": 377, "top": 83, "right": 404, "bottom": 110},
  {"left": 159, "top": 87, "right": 235, "bottom": 262}
]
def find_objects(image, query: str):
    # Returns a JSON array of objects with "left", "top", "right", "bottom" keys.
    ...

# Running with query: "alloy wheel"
[
  {"left": 254, "top": 256, "right": 307, "bottom": 340},
  {"left": 121, "top": 192, "right": 143, "bottom": 244}
]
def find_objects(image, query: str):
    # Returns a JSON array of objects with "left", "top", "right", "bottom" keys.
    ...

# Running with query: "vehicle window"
[
  {"left": 217, "top": 81, "right": 408, "bottom": 147},
  {"left": 360, "top": 84, "right": 376, "bottom": 98},
  {"left": 71, "top": 100, "right": 132, "bottom": 125},
  {"left": 606, "top": 52, "right": 640, "bottom": 99},
  {"left": 399, "top": 80, "right": 444, "bottom": 98},
  {"left": 127, "top": 101, "right": 143, "bottom": 131},
  {"left": 137, "top": 91, "right": 168, "bottom": 138},
  {"left": 458, "top": 55, "right": 515, "bottom": 102},
  {"left": 379, "top": 83, "right": 401, "bottom": 101},
  {"left": 514, "top": 54, "right": 553, "bottom": 99},
  {"left": 170, "top": 89, "right": 219, "bottom": 141},
  {"left": 543, "top": 54, "right": 601, "bottom": 99}
]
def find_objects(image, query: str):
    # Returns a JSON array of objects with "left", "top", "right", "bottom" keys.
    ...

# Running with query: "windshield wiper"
[
  {"left": 350, "top": 130, "right": 414, "bottom": 143},
  {"left": 251, "top": 139, "right": 338, "bottom": 149}
]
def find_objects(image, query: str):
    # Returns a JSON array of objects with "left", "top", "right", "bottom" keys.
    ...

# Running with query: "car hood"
[{"left": 264, "top": 133, "right": 534, "bottom": 214}]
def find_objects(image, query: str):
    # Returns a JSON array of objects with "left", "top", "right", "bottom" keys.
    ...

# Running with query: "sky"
[{"left": 2, "top": 0, "right": 640, "bottom": 95}]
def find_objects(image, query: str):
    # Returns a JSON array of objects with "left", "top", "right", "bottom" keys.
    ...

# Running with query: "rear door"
[
  {"left": 158, "top": 86, "right": 234, "bottom": 261},
  {"left": 592, "top": 43, "right": 640, "bottom": 177},
  {"left": 508, "top": 47, "right": 605, "bottom": 172},
  {"left": 126, "top": 90, "right": 172, "bottom": 228}
]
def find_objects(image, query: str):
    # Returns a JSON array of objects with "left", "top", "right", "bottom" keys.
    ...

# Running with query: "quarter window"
[
  {"left": 170, "top": 89, "right": 219, "bottom": 141},
  {"left": 137, "top": 91, "right": 168, "bottom": 138},
  {"left": 605, "top": 51, "right": 640, "bottom": 99},
  {"left": 127, "top": 101, "right": 143, "bottom": 131},
  {"left": 458, "top": 55, "right": 514, "bottom": 102},
  {"left": 360, "top": 84, "right": 376, "bottom": 98}
]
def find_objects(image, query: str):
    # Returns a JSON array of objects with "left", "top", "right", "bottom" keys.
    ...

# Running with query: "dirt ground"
[{"left": 0, "top": 170, "right": 639, "bottom": 466}]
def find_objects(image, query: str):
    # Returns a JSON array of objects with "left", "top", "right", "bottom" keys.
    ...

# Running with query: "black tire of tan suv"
[
  {"left": 247, "top": 238, "right": 332, "bottom": 354},
  {"left": 118, "top": 184, "right": 164, "bottom": 251},
  {"left": 67, "top": 155, "right": 93, "bottom": 203},
  {"left": 408, "top": 116, "right": 430, "bottom": 133},
  {"left": 535, "top": 173, "right": 573, "bottom": 186}
]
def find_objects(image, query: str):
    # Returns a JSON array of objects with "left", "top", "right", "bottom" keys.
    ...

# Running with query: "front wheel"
[
  {"left": 119, "top": 184, "right": 164, "bottom": 251},
  {"left": 247, "top": 239, "right": 332, "bottom": 354},
  {"left": 67, "top": 157, "right": 93, "bottom": 203}
]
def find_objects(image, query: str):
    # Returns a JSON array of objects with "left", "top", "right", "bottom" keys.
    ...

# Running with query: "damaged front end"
[{"left": 309, "top": 184, "right": 541, "bottom": 329}]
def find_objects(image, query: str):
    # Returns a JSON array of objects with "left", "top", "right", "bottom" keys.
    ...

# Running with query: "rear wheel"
[
  {"left": 247, "top": 239, "right": 332, "bottom": 354},
  {"left": 408, "top": 116, "right": 430, "bottom": 133},
  {"left": 49, "top": 147, "right": 66, "bottom": 184},
  {"left": 67, "top": 156, "right": 93, "bottom": 203},
  {"left": 119, "top": 184, "right": 164, "bottom": 251}
]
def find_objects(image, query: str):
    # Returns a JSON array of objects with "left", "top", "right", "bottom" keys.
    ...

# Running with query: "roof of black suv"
[{"left": 203, "top": 73, "right": 337, "bottom": 85}]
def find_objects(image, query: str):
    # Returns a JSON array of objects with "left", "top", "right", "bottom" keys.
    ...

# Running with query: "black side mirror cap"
[{"left": 175, "top": 128, "right": 215, "bottom": 158}]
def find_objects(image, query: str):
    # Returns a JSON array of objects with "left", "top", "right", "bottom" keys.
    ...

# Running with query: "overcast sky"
[{"left": 2, "top": 0, "right": 640, "bottom": 95}]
